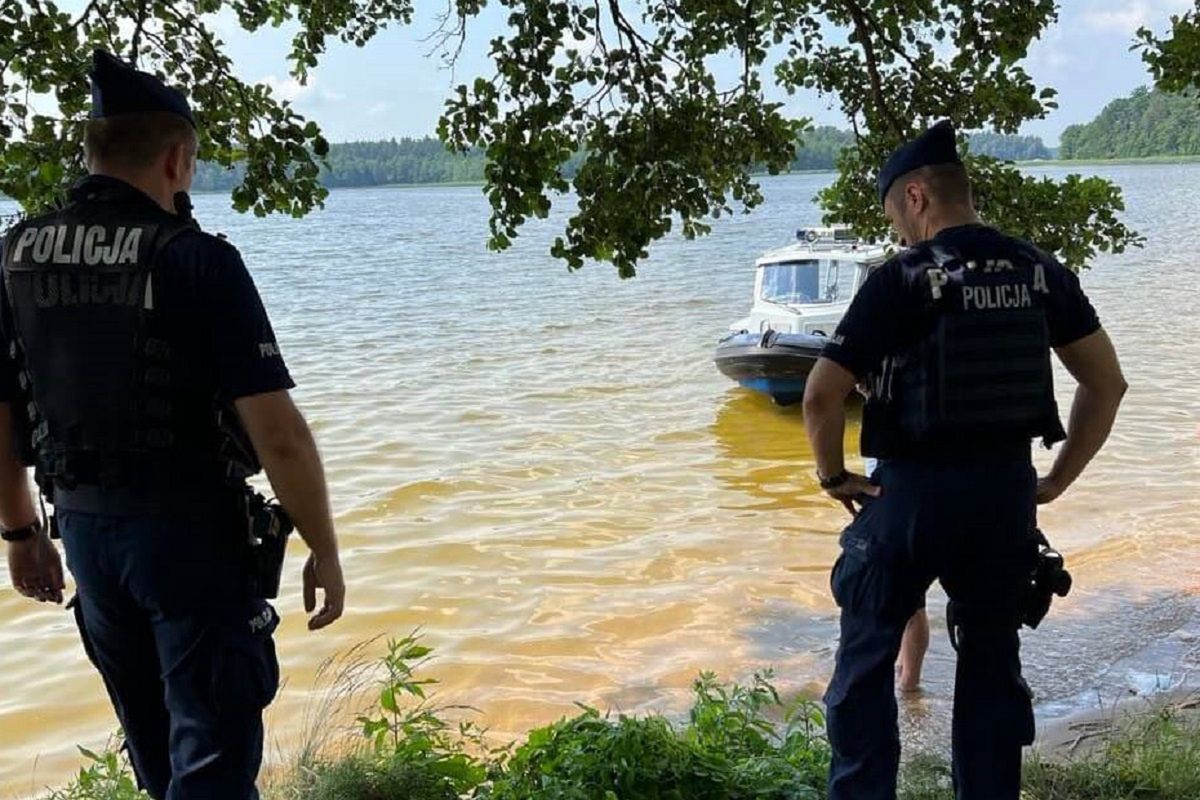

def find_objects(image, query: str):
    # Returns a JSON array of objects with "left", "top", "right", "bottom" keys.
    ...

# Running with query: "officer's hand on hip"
[
  {"left": 825, "top": 472, "right": 881, "bottom": 517},
  {"left": 303, "top": 551, "right": 345, "bottom": 631},
  {"left": 7, "top": 533, "right": 65, "bottom": 605}
]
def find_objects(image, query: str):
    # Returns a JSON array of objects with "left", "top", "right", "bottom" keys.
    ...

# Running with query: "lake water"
[{"left": 0, "top": 165, "right": 1197, "bottom": 793}]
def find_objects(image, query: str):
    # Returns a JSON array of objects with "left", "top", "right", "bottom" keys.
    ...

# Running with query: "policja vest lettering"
[
  {"left": 862, "top": 240, "right": 1067, "bottom": 456},
  {"left": 1, "top": 196, "right": 205, "bottom": 495}
]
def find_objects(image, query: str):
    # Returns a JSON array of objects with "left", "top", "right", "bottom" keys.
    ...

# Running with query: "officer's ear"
[
  {"left": 163, "top": 138, "right": 195, "bottom": 187},
  {"left": 903, "top": 180, "right": 929, "bottom": 216}
]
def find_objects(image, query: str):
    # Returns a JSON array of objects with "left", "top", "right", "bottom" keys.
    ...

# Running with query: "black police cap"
[
  {"left": 877, "top": 120, "right": 961, "bottom": 204},
  {"left": 89, "top": 50, "right": 196, "bottom": 129}
]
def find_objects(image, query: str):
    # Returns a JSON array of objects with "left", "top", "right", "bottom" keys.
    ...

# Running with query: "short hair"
[
  {"left": 83, "top": 112, "right": 198, "bottom": 170},
  {"left": 886, "top": 162, "right": 973, "bottom": 210}
]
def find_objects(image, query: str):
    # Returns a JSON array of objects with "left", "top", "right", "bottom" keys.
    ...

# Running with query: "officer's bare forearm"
[
  {"left": 805, "top": 399, "right": 847, "bottom": 479},
  {"left": 0, "top": 404, "right": 37, "bottom": 530},
  {"left": 1048, "top": 381, "right": 1125, "bottom": 492},
  {"left": 235, "top": 392, "right": 339, "bottom": 561},
  {"left": 1049, "top": 329, "right": 1127, "bottom": 493},
  {"left": 803, "top": 358, "right": 857, "bottom": 478}
]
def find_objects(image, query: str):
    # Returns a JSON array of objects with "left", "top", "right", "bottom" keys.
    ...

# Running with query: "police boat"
[{"left": 714, "top": 226, "right": 891, "bottom": 406}]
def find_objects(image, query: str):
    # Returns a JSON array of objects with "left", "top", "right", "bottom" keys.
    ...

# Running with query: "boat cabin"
[{"left": 730, "top": 227, "right": 892, "bottom": 337}]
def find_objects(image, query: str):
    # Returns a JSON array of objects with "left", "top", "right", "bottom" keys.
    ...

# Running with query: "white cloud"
[
  {"left": 261, "top": 74, "right": 311, "bottom": 101},
  {"left": 260, "top": 74, "right": 345, "bottom": 104},
  {"left": 205, "top": 9, "right": 244, "bottom": 40},
  {"left": 1027, "top": 20, "right": 1071, "bottom": 72},
  {"left": 367, "top": 101, "right": 394, "bottom": 116},
  {"left": 1082, "top": 0, "right": 1193, "bottom": 35}
]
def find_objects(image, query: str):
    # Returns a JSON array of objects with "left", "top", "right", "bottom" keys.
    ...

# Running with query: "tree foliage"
[
  {"left": 0, "top": 0, "right": 413, "bottom": 216},
  {"left": 440, "top": 0, "right": 1139, "bottom": 274},
  {"left": 1139, "top": 1, "right": 1200, "bottom": 95},
  {"left": 4, "top": 1, "right": 1140, "bottom": 276},
  {"left": 1059, "top": 87, "right": 1200, "bottom": 159}
]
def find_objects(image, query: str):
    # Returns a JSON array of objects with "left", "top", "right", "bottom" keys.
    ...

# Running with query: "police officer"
[
  {"left": 0, "top": 51, "right": 346, "bottom": 798},
  {"left": 803, "top": 121, "right": 1127, "bottom": 800}
]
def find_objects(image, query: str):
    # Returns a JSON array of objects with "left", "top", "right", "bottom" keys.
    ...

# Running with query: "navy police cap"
[
  {"left": 877, "top": 120, "right": 961, "bottom": 204},
  {"left": 89, "top": 50, "right": 195, "bottom": 128}
]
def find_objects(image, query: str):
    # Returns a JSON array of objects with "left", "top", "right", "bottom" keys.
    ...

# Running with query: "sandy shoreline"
[{"left": 1035, "top": 687, "right": 1200, "bottom": 761}]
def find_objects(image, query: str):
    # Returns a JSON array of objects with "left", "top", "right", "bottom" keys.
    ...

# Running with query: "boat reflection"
[{"left": 709, "top": 388, "right": 864, "bottom": 514}]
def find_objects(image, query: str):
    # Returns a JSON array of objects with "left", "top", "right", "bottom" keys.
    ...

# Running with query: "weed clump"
[
  {"left": 1022, "top": 708, "right": 1200, "bottom": 799},
  {"left": 483, "top": 671, "right": 829, "bottom": 800}
]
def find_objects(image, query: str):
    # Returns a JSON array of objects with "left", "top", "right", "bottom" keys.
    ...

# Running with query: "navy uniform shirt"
[
  {"left": 822, "top": 223, "right": 1100, "bottom": 457},
  {"left": 0, "top": 175, "right": 293, "bottom": 449}
]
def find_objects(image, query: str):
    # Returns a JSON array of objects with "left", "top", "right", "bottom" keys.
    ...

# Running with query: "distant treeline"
[
  {"left": 1060, "top": 87, "right": 1200, "bottom": 159},
  {"left": 966, "top": 131, "right": 1054, "bottom": 161},
  {"left": 788, "top": 127, "right": 1054, "bottom": 165},
  {"left": 191, "top": 129, "right": 1055, "bottom": 192},
  {"left": 191, "top": 138, "right": 489, "bottom": 192}
]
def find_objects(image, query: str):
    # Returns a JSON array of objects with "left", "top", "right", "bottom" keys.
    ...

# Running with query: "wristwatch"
[
  {"left": 819, "top": 469, "right": 851, "bottom": 490},
  {"left": 1, "top": 520, "right": 41, "bottom": 543}
]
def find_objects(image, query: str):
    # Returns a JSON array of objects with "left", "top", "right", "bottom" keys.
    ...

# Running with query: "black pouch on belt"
[{"left": 238, "top": 487, "right": 294, "bottom": 599}]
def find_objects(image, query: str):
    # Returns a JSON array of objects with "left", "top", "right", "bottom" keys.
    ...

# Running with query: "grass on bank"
[{"left": 43, "top": 634, "right": 1200, "bottom": 800}]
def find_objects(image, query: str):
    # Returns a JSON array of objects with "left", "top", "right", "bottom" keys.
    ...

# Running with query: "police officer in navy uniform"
[
  {"left": 803, "top": 121, "right": 1128, "bottom": 800},
  {"left": 0, "top": 51, "right": 346, "bottom": 798}
]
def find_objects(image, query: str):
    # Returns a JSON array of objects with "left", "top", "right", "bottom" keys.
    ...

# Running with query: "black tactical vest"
[
  {"left": 1, "top": 196, "right": 219, "bottom": 494},
  {"left": 861, "top": 240, "right": 1067, "bottom": 458}
]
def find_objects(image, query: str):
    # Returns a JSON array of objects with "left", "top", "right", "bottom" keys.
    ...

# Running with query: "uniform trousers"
[
  {"left": 825, "top": 456, "right": 1038, "bottom": 800},
  {"left": 60, "top": 509, "right": 279, "bottom": 800}
]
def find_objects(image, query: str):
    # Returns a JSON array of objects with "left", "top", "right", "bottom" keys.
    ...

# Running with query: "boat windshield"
[{"left": 760, "top": 259, "right": 859, "bottom": 306}]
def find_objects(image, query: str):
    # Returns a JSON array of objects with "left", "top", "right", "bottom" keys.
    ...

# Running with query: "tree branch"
[
  {"left": 426, "top": 0, "right": 468, "bottom": 69},
  {"left": 73, "top": 1, "right": 101, "bottom": 29},
  {"left": 129, "top": 0, "right": 148, "bottom": 62},
  {"left": 156, "top": 3, "right": 263, "bottom": 134},
  {"left": 840, "top": 0, "right": 904, "bottom": 139},
  {"left": 855, "top": 10, "right": 962, "bottom": 112}
]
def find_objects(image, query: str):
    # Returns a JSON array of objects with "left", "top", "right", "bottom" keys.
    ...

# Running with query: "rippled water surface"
[{"left": 0, "top": 166, "right": 1197, "bottom": 792}]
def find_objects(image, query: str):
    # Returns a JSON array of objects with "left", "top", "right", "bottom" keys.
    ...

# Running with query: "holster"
[{"left": 235, "top": 486, "right": 294, "bottom": 599}]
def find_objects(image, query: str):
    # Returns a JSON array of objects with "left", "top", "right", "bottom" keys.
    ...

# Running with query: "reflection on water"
[
  {"left": 0, "top": 165, "right": 1197, "bottom": 789},
  {"left": 711, "top": 391, "right": 862, "bottom": 513}
]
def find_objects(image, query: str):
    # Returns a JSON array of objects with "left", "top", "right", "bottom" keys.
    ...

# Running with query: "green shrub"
[
  {"left": 281, "top": 755, "right": 462, "bottom": 800},
  {"left": 687, "top": 670, "right": 830, "bottom": 793},
  {"left": 349, "top": 634, "right": 487, "bottom": 794},
  {"left": 482, "top": 670, "right": 828, "bottom": 800},
  {"left": 42, "top": 745, "right": 148, "bottom": 800}
]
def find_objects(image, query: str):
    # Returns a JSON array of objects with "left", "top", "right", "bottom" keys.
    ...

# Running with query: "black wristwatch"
[
  {"left": 819, "top": 469, "right": 851, "bottom": 490},
  {"left": 1, "top": 520, "right": 41, "bottom": 543}
]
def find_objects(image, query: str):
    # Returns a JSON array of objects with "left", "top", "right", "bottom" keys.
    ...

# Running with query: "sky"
[{"left": 200, "top": 0, "right": 1195, "bottom": 146}]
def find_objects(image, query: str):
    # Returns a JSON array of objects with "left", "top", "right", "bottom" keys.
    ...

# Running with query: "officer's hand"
[
  {"left": 6, "top": 534, "right": 65, "bottom": 605},
  {"left": 303, "top": 552, "right": 345, "bottom": 631},
  {"left": 825, "top": 473, "right": 881, "bottom": 517},
  {"left": 1036, "top": 476, "right": 1066, "bottom": 505}
]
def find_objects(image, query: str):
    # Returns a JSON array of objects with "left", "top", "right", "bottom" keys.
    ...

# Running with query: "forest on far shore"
[
  {"left": 190, "top": 128, "right": 1056, "bottom": 193},
  {"left": 188, "top": 87, "right": 1200, "bottom": 193}
]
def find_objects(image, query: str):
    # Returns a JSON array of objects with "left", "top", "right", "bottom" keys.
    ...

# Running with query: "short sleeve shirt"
[
  {"left": 156, "top": 229, "right": 295, "bottom": 401},
  {"left": 0, "top": 176, "right": 294, "bottom": 408},
  {"left": 821, "top": 223, "right": 1101, "bottom": 381}
]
